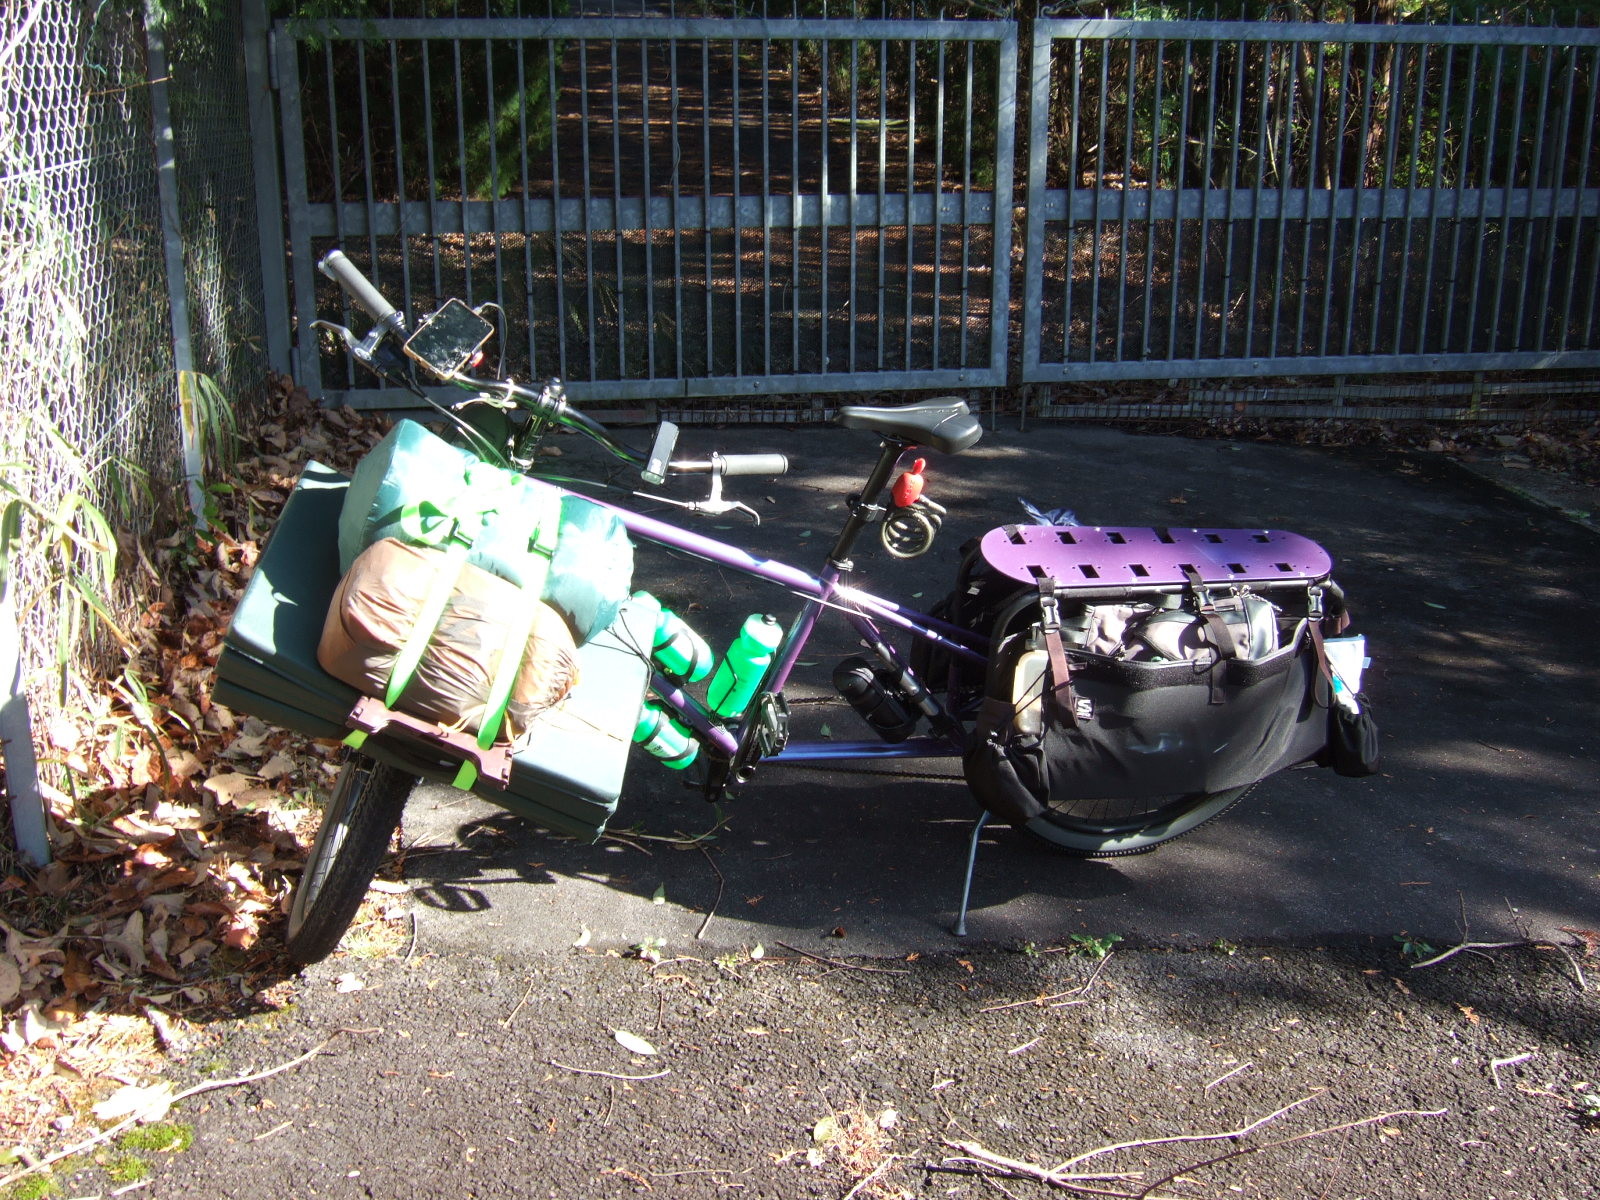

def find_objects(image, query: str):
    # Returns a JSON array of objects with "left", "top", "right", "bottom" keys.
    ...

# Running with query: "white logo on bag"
[{"left": 1074, "top": 697, "right": 1095, "bottom": 722}]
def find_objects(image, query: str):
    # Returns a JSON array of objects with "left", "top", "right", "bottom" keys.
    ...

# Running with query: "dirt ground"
[{"left": 46, "top": 937, "right": 1600, "bottom": 1199}]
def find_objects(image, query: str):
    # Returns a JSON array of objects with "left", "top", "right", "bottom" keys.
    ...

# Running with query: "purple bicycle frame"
[{"left": 593, "top": 499, "right": 988, "bottom": 766}]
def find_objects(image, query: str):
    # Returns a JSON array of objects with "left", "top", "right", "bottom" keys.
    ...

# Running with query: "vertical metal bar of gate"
[{"left": 243, "top": 0, "right": 291, "bottom": 377}]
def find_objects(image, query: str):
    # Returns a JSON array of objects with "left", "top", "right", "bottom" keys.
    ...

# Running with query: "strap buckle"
[
  {"left": 1036, "top": 576, "right": 1062, "bottom": 632},
  {"left": 1307, "top": 584, "right": 1325, "bottom": 621}
]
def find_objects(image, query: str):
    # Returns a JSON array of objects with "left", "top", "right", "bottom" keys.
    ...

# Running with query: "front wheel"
[
  {"left": 285, "top": 755, "right": 416, "bottom": 965},
  {"left": 1020, "top": 786, "right": 1253, "bottom": 858}
]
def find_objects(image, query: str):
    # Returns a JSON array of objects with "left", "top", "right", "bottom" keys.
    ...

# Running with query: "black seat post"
[{"left": 828, "top": 439, "right": 910, "bottom": 568}]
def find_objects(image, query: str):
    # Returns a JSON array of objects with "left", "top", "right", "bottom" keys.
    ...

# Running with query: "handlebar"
[
  {"left": 318, "top": 249, "right": 406, "bottom": 335},
  {"left": 315, "top": 246, "right": 791, "bottom": 490},
  {"left": 676, "top": 453, "right": 790, "bottom": 477}
]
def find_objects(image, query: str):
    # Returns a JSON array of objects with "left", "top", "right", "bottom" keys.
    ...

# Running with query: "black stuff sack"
[{"left": 964, "top": 618, "right": 1333, "bottom": 826}]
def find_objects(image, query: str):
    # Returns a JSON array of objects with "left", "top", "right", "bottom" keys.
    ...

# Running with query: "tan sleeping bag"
[{"left": 317, "top": 537, "right": 579, "bottom": 743}]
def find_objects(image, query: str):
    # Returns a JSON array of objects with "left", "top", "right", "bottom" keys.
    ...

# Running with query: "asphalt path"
[{"left": 397, "top": 423, "right": 1599, "bottom": 960}]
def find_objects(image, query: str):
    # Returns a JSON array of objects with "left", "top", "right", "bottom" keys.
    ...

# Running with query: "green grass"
[
  {"left": 103, "top": 1153, "right": 149, "bottom": 1184},
  {"left": 117, "top": 1121, "right": 193, "bottom": 1154},
  {"left": 3, "top": 1175, "right": 60, "bottom": 1200}
]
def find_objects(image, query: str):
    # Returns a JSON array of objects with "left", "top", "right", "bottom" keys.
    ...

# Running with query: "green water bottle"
[
  {"left": 705, "top": 614, "right": 783, "bottom": 718},
  {"left": 652, "top": 604, "right": 714, "bottom": 683},
  {"left": 629, "top": 591, "right": 715, "bottom": 683},
  {"left": 633, "top": 702, "right": 699, "bottom": 770}
]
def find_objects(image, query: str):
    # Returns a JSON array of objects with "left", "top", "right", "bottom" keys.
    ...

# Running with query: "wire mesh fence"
[{"left": 0, "top": 0, "right": 268, "bottom": 723}]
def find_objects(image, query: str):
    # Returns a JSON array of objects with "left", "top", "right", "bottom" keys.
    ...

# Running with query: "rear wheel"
[
  {"left": 1021, "top": 786, "right": 1253, "bottom": 858},
  {"left": 285, "top": 755, "right": 416, "bottom": 965}
]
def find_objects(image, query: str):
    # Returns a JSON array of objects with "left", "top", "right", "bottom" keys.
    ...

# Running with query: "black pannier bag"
[{"left": 958, "top": 525, "right": 1370, "bottom": 830}]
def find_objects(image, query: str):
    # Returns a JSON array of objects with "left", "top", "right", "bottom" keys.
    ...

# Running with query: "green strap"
[
  {"left": 398, "top": 497, "right": 472, "bottom": 548},
  {"left": 475, "top": 591, "right": 542, "bottom": 750},
  {"left": 471, "top": 487, "right": 562, "bottom": 752},
  {"left": 385, "top": 540, "right": 470, "bottom": 709},
  {"left": 397, "top": 463, "right": 523, "bottom": 548}
]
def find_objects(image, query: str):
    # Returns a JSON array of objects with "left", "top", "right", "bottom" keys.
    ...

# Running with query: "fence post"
[
  {"left": 243, "top": 0, "right": 292, "bottom": 378},
  {"left": 143, "top": 1, "right": 206, "bottom": 525},
  {"left": 0, "top": 527, "right": 48, "bottom": 868}
]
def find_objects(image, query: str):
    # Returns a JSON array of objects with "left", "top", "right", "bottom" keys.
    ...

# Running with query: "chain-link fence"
[{"left": 1, "top": 0, "right": 268, "bottom": 724}]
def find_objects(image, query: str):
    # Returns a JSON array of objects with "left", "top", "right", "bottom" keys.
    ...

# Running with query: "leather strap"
[
  {"left": 1036, "top": 575, "right": 1078, "bottom": 725},
  {"left": 1181, "top": 565, "right": 1231, "bottom": 705}
]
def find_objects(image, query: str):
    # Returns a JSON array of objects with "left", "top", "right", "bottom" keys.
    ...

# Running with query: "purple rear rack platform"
[{"left": 979, "top": 526, "right": 1333, "bottom": 592}]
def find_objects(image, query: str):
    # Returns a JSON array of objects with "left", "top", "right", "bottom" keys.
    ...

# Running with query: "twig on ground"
[
  {"left": 1409, "top": 940, "right": 1524, "bottom": 969},
  {"left": 252, "top": 1120, "right": 294, "bottom": 1142},
  {"left": 1060, "top": 952, "right": 1115, "bottom": 1001},
  {"left": 0, "top": 1029, "right": 367, "bottom": 1189},
  {"left": 1134, "top": 1108, "right": 1448, "bottom": 1199},
  {"left": 1057, "top": 1092, "right": 1325, "bottom": 1170},
  {"left": 1503, "top": 896, "right": 1534, "bottom": 942},
  {"left": 978, "top": 1173, "right": 1028, "bottom": 1200},
  {"left": 981, "top": 951, "right": 1115, "bottom": 1012},
  {"left": 1490, "top": 1052, "right": 1535, "bottom": 1088},
  {"left": 403, "top": 908, "right": 419, "bottom": 963},
  {"left": 549, "top": 1061, "right": 671, "bottom": 1081},
  {"left": 696, "top": 845, "right": 724, "bottom": 940},
  {"left": 1203, "top": 1062, "right": 1253, "bottom": 1091},
  {"left": 982, "top": 990, "right": 1085, "bottom": 1013},
  {"left": 1548, "top": 940, "right": 1589, "bottom": 992},
  {"left": 841, "top": 1154, "right": 902, "bottom": 1200},
  {"left": 615, "top": 815, "right": 732, "bottom": 849},
  {"left": 939, "top": 1100, "right": 1447, "bottom": 1199},
  {"left": 773, "top": 941, "right": 910, "bottom": 975},
  {"left": 940, "top": 1141, "right": 1140, "bottom": 1189},
  {"left": 503, "top": 975, "right": 539, "bottom": 1028},
  {"left": 600, "top": 832, "right": 655, "bottom": 856}
]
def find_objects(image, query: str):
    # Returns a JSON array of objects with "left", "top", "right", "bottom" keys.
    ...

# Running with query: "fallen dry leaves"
[{"left": 1, "top": 375, "right": 392, "bottom": 1153}]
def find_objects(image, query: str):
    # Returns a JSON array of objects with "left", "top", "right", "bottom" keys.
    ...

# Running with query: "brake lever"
[
  {"left": 311, "top": 319, "right": 361, "bottom": 354},
  {"left": 635, "top": 468, "right": 762, "bottom": 525}
]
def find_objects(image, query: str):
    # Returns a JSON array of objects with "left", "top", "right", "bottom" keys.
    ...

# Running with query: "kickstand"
[{"left": 950, "top": 810, "right": 991, "bottom": 937}]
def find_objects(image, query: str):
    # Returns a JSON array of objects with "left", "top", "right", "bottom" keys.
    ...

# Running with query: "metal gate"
[
  {"left": 268, "top": 14, "right": 1016, "bottom": 407},
  {"left": 1021, "top": 19, "right": 1600, "bottom": 383}
]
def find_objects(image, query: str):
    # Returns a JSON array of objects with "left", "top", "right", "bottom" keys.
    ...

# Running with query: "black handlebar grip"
[
  {"left": 318, "top": 249, "right": 403, "bottom": 330},
  {"left": 717, "top": 453, "right": 789, "bottom": 477}
]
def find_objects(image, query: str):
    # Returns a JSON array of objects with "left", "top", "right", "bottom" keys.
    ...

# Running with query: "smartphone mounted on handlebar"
[{"left": 403, "top": 299, "right": 496, "bottom": 379}]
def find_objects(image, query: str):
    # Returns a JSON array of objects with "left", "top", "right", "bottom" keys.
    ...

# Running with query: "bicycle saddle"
[{"left": 836, "top": 396, "right": 982, "bottom": 455}]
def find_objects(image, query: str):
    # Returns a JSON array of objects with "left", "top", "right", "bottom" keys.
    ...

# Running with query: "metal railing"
[
  {"left": 273, "top": 10, "right": 1017, "bottom": 406},
  {"left": 1021, "top": 18, "right": 1600, "bottom": 383}
]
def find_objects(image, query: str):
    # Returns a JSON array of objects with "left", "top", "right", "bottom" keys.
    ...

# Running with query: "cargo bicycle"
[{"left": 217, "top": 250, "right": 1372, "bottom": 965}]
